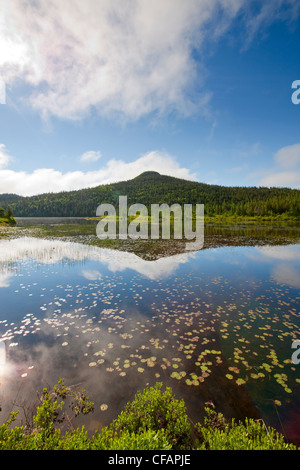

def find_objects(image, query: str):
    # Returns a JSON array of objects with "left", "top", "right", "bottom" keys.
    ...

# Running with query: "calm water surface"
[{"left": 0, "top": 230, "right": 299, "bottom": 442}]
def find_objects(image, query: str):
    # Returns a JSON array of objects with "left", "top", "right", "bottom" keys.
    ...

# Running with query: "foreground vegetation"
[
  {"left": 0, "top": 205, "right": 16, "bottom": 226},
  {"left": 1, "top": 171, "right": 299, "bottom": 219},
  {"left": 0, "top": 380, "right": 297, "bottom": 450}
]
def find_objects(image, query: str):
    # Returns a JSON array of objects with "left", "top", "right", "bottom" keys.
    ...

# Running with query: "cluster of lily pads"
[{"left": 0, "top": 257, "right": 299, "bottom": 426}]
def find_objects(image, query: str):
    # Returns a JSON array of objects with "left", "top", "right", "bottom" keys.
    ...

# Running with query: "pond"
[{"left": 0, "top": 221, "right": 299, "bottom": 443}]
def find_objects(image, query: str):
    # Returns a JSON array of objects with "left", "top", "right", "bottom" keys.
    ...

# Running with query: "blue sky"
[{"left": 0, "top": 0, "right": 299, "bottom": 196}]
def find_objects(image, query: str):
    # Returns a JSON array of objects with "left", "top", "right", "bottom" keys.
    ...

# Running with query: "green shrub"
[
  {"left": 0, "top": 380, "right": 298, "bottom": 450},
  {"left": 91, "top": 427, "right": 171, "bottom": 450},
  {"left": 108, "top": 382, "right": 192, "bottom": 449},
  {"left": 195, "top": 406, "right": 297, "bottom": 450}
]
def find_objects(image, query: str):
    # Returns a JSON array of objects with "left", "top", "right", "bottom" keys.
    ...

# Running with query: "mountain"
[{"left": 0, "top": 171, "right": 299, "bottom": 218}]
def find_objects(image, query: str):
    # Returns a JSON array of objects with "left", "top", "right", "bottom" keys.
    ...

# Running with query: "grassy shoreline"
[
  {"left": 0, "top": 217, "right": 17, "bottom": 227},
  {"left": 1, "top": 218, "right": 299, "bottom": 260},
  {"left": 86, "top": 214, "right": 300, "bottom": 224}
]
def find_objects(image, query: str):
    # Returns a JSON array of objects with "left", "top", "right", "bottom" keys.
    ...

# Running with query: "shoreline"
[{"left": 1, "top": 221, "right": 299, "bottom": 260}]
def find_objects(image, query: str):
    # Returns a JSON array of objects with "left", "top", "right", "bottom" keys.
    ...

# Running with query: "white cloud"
[
  {"left": 0, "top": 150, "right": 196, "bottom": 196},
  {"left": 79, "top": 150, "right": 102, "bottom": 163},
  {"left": 256, "top": 143, "right": 300, "bottom": 188},
  {"left": 0, "top": 144, "right": 12, "bottom": 169},
  {"left": 0, "top": 0, "right": 213, "bottom": 121},
  {"left": 241, "top": 0, "right": 300, "bottom": 48},
  {"left": 1, "top": 1, "right": 297, "bottom": 122},
  {"left": 257, "top": 245, "right": 300, "bottom": 261},
  {"left": 81, "top": 269, "right": 102, "bottom": 281},
  {"left": 271, "top": 264, "right": 300, "bottom": 289},
  {"left": 254, "top": 245, "right": 300, "bottom": 288},
  {"left": 0, "top": 272, "right": 12, "bottom": 288},
  {"left": 274, "top": 143, "right": 300, "bottom": 169},
  {"left": 257, "top": 171, "right": 300, "bottom": 188},
  {"left": 0, "top": 237, "right": 194, "bottom": 280}
]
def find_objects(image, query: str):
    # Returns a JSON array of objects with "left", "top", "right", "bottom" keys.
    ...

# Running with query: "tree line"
[{"left": 0, "top": 171, "right": 299, "bottom": 219}]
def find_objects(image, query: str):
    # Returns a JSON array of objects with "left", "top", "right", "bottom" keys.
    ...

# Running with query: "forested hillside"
[{"left": 0, "top": 171, "right": 299, "bottom": 218}]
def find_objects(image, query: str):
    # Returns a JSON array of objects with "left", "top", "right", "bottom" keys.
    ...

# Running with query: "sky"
[{"left": 0, "top": 0, "right": 300, "bottom": 197}]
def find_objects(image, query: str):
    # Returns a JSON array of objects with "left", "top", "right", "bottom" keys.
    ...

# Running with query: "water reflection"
[
  {"left": 0, "top": 236, "right": 299, "bottom": 443},
  {"left": 257, "top": 245, "right": 300, "bottom": 260},
  {"left": 0, "top": 237, "right": 194, "bottom": 281},
  {"left": 253, "top": 245, "right": 300, "bottom": 288},
  {"left": 0, "top": 341, "right": 5, "bottom": 368},
  {"left": 7, "top": 218, "right": 300, "bottom": 262},
  {"left": 1, "top": 237, "right": 299, "bottom": 282},
  {"left": 0, "top": 272, "right": 12, "bottom": 288}
]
